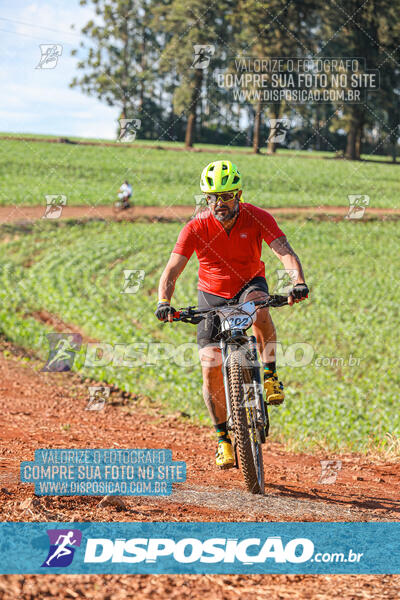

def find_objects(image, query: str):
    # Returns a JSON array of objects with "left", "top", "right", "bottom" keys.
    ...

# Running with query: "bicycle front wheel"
[{"left": 227, "top": 348, "right": 265, "bottom": 495}]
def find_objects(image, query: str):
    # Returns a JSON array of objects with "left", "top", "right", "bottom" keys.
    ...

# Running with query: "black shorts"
[{"left": 197, "top": 276, "right": 269, "bottom": 349}]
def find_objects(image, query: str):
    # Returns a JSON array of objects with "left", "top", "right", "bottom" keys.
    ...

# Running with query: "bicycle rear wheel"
[{"left": 227, "top": 348, "right": 264, "bottom": 494}]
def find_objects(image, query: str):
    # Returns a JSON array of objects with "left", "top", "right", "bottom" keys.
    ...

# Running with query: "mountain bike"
[{"left": 171, "top": 294, "right": 289, "bottom": 495}]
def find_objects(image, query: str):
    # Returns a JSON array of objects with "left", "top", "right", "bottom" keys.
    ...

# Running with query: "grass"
[
  {"left": 0, "top": 218, "right": 398, "bottom": 452},
  {"left": 1, "top": 134, "right": 399, "bottom": 208}
]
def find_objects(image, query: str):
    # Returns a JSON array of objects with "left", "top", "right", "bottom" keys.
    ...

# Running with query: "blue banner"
[{"left": 1, "top": 522, "right": 399, "bottom": 574}]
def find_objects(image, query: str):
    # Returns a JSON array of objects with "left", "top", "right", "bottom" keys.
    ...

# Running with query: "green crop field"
[
  {"left": 1, "top": 134, "right": 398, "bottom": 209},
  {"left": 0, "top": 217, "right": 398, "bottom": 452}
]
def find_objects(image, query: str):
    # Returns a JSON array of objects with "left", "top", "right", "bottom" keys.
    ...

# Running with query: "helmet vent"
[
  {"left": 233, "top": 175, "right": 239, "bottom": 183},
  {"left": 222, "top": 163, "right": 228, "bottom": 170},
  {"left": 206, "top": 177, "right": 213, "bottom": 186},
  {"left": 221, "top": 176, "right": 228, "bottom": 185}
]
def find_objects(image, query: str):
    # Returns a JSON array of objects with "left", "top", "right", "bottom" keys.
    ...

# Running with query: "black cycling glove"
[
  {"left": 155, "top": 301, "right": 176, "bottom": 321},
  {"left": 290, "top": 283, "right": 309, "bottom": 302}
]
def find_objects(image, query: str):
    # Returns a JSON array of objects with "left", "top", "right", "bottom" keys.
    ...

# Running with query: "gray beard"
[{"left": 213, "top": 200, "right": 239, "bottom": 222}]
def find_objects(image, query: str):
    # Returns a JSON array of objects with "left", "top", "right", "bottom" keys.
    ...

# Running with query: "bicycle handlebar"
[{"left": 171, "top": 294, "right": 289, "bottom": 324}]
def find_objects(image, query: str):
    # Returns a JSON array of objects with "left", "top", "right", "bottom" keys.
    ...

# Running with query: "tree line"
[{"left": 71, "top": 0, "right": 400, "bottom": 160}]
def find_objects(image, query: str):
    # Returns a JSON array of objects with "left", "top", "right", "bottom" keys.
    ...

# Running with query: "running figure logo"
[
  {"left": 193, "top": 194, "right": 209, "bottom": 220},
  {"left": 275, "top": 269, "right": 299, "bottom": 294},
  {"left": 43, "top": 195, "right": 67, "bottom": 219},
  {"left": 191, "top": 45, "right": 215, "bottom": 69},
  {"left": 42, "top": 529, "right": 82, "bottom": 568},
  {"left": 42, "top": 333, "right": 82, "bottom": 372},
  {"left": 118, "top": 119, "right": 141, "bottom": 142},
  {"left": 86, "top": 385, "right": 110, "bottom": 411},
  {"left": 242, "top": 383, "right": 263, "bottom": 408},
  {"left": 346, "top": 195, "right": 370, "bottom": 219},
  {"left": 36, "top": 44, "right": 63, "bottom": 69},
  {"left": 318, "top": 460, "right": 342, "bottom": 484},
  {"left": 121, "top": 269, "right": 145, "bottom": 294},
  {"left": 267, "top": 118, "right": 291, "bottom": 144}
]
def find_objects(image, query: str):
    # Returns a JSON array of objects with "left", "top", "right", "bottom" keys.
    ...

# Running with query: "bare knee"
[
  {"left": 242, "top": 291, "right": 272, "bottom": 327},
  {"left": 199, "top": 345, "right": 222, "bottom": 369},
  {"left": 253, "top": 306, "right": 273, "bottom": 326}
]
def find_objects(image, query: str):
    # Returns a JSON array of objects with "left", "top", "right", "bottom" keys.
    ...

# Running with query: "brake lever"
[
  {"left": 185, "top": 316, "right": 203, "bottom": 325},
  {"left": 172, "top": 306, "right": 205, "bottom": 325},
  {"left": 267, "top": 295, "right": 289, "bottom": 308},
  {"left": 171, "top": 307, "right": 201, "bottom": 323}
]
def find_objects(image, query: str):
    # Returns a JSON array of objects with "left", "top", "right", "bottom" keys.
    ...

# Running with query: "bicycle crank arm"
[{"left": 233, "top": 439, "right": 239, "bottom": 469}]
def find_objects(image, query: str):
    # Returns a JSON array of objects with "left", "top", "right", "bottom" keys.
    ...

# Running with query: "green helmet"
[{"left": 200, "top": 160, "right": 242, "bottom": 194}]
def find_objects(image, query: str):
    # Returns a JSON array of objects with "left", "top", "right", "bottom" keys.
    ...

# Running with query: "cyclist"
[
  {"left": 155, "top": 160, "right": 308, "bottom": 469},
  {"left": 117, "top": 180, "right": 133, "bottom": 209}
]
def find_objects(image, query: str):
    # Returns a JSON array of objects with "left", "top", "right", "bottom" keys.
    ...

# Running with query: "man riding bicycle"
[
  {"left": 117, "top": 180, "right": 133, "bottom": 208},
  {"left": 155, "top": 160, "right": 308, "bottom": 469}
]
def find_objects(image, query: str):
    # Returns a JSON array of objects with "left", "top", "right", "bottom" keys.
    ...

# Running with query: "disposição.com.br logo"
[{"left": 38, "top": 528, "right": 364, "bottom": 569}]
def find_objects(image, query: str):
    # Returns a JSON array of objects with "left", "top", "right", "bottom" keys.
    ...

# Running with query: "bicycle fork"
[
  {"left": 247, "top": 335, "right": 269, "bottom": 440},
  {"left": 220, "top": 339, "right": 239, "bottom": 468},
  {"left": 220, "top": 336, "right": 269, "bottom": 468}
]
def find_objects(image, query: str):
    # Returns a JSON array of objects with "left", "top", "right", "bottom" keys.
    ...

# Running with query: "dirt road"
[
  {"left": 0, "top": 339, "right": 399, "bottom": 597},
  {"left": 0, "top": 204, "right": 399, "bottom": 225}
]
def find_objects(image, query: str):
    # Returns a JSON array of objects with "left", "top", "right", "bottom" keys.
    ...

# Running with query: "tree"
[
  {"left": 156, "top": 0, "right": 234, "bottom": 148},
  {"left": 71, "top": 0, "right": 160, "bottom": 138},
  {"left": 373, "top": 1, "right": 400, "bottom": 161},
  {"left": 319, "top": 0, "right": 400, "bottom": 160},
  {"left": 234, "top": 0, "right": 319, "bottom": 154}
]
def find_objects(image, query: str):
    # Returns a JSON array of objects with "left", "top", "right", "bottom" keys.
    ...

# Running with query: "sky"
[{"left": 0, "top": 0, "right": 118, "bottom": 138}]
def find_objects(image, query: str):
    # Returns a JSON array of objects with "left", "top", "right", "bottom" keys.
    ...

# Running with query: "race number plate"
[{"left": 221, "top": 313, "right": 253, "bottom": 332}]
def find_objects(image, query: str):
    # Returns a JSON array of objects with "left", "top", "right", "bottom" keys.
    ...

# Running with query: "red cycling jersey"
[{"left": 173, "top": 202, "right": 285, "bottom": 298}]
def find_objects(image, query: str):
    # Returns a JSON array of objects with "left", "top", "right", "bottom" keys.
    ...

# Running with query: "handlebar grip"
[
  {"left": 268, "top": 295, "right": 289, "bottom": 307},
  {"left": 254, "top": 295, "right": 288, "bottom": 308},
  {"left": 172, "top": 311, "right": 181, "bottom": 319}
]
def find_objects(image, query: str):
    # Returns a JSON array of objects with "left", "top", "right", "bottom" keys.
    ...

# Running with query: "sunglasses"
[{"left": 206, "top": 190, "right": 239, "bottom": 204}]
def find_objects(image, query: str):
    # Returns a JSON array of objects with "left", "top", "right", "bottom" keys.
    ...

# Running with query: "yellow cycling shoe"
[
  {"left": 215, "top": 437, "right": 235, "bottom": 469},
  {"left": 264, "top": 373, "right": 285, "bottom": 405}
]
